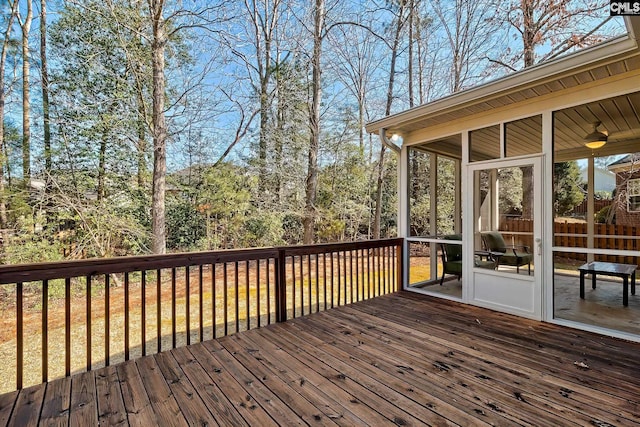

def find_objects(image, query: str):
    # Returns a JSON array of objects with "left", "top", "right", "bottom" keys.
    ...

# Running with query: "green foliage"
[
  {"left": 243, "top": 213, "right": 286, "bottom": 247},
  {"left": 436, "top": 157, "right": 456, "bottom": 235},
  {"left": 317, "top": 142, "right": 372, "bottom": 242},
  {"left": 554, "top": 161, "right": 585, "bottom": 216},
  {"left": 409, "top": 150, "right": 431, "bottom": 236},
  {"left": 3, "top": 235, "right": 65, "bottom": 265},
  {"left": 595, "top": 205, "right": 615, "bottom": 224},
  {"left": 166, "top": 199, "right": 206, "bottom": 251},
  {"left": 498, "top": 167, "right": 523, "bottom": 215}
]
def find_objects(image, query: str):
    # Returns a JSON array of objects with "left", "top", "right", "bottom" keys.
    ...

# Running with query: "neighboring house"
[
  {"left": 579, "top": 165, "right": 616, "bottom": 193},
  {"left": 608, "top": 153, "right": 640, "bottom": 226}
]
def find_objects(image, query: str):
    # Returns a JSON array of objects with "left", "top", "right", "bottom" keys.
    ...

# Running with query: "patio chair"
[
  {"left": 440, "top": 234, "right": 496, "bottom": 285},
  {"left": 440, "top": 234, "right": 462, "bottom": 285},
  {"left": 481, "top": 231, "right": 532, "bottom": 275}
]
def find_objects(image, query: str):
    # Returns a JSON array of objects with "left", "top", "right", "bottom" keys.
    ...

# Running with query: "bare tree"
[
  {"left": 0, "top": 1, "right": 19, "bottom": 229},
  {"left": 245, "top": 0, "right": 284, "bottom": 189},
  {"left": 148, "top": 0, "right": 168, "bottom": 254},
  {"left": 17, "top": 0, "right": 33, "bottom": 181},
  {"left": 373, "top": 0, "right": 410, "bottom": 239},
  {"left": 302, "top": 0, "right": 325, "bottom": 244},
  {"left": 431, "top": 0, "right": 497, "bottom": 93},
  {"left": 496, "top": 0, "right": 610, "bottom": 70},
  {"left": 40, "top": 0, "right": 51, "bottom": 191},
  {"left": 494, "top": 0, "right": 610, "bottom": 218}
]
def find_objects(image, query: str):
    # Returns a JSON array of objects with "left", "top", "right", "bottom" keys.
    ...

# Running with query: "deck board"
[
  {"left": 320, "top": 305, "right": 593, "bottom": 426},
  {"left": 135, "top": 354, "right": 187, "bottom": 427},
  {"left": 39, "top": 376, "right": 70, "bottom": 427},
  {"left": 2, "top": 292, "right": 640, "bottom": 426},
  {"left": 335, "top": 305, "right": 633, "bottom": 424},
  {"left": 0, "top": 390, "right": 18, "bottom": 426},
  {"left": 170, "top": 345, "right": 249, "bottom": 427},
  {"left": 115, "top": 361, "right": 154, "bottom": 427},
  {"left": 233, "top": 328, "right": 400, "bottom": 426},
  {"left": 69, "top": 370, "right": 98, "bottom": 426},
  {"left": 96, "top": 366, "right": 127, "bottom": 426},
  {"left": 9, "top": 384, "right": 45, "bottom": 426}
]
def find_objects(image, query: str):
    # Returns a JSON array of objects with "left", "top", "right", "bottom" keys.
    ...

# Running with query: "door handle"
[{"left": 535, "top": 237, "right": 542, "bottom": 255}]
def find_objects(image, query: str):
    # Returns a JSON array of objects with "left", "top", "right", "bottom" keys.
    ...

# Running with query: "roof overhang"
[{"left": 366, "top": 17, "right": 640, "bottom": 143}]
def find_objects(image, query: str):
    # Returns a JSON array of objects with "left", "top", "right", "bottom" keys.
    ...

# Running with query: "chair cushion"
[
  {"left": 481, "top": 231, "right": 507, "bottom": 251},
  {"left": 474, "top": 259, "right": 496, "bottom": 269},
  {"left": 444, "top": 260, "right": 463, "bottom": 274},
  {"left": 442, "top": 234, "right": 462, "bottom": 262},
  {"left": 500, "top": 251, "right": 533, "bottom": 266},
  {"left": 481, "top": 231, "right": 531, "bottom": 267}
]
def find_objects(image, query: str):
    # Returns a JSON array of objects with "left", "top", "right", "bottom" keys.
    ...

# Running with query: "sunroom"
[{"left": 367, "top": 16, "right": 640, "bottom": 341}]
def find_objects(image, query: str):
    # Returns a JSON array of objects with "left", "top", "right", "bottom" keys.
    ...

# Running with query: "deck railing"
[{"left": 0, "top": 238, "right": 402, "bottom": 392}]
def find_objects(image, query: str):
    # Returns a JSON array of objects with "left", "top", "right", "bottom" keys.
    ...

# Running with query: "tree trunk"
[
  {"left": 374, "top": 1, "right": 406, "bottom": 239},
  {"left": 275, "top": 64, "right": 284, "bottom": 205},
  {"left": 149, "top": 0, "right": 167, "bottom": 254},
  {"left": 522, "top": 1, "right": 535, "bottom": 68},
  {"left": 41, "top": 0, "right": 51, "bottom": 189},
  {"left": 0, "top": 1, "right": 19, "bottom": 229},
  {"left": 98, "top": 132, "right": 107, "bottom": 201},
  {"left": 136, "top": 92, "right": 147, "bottom": 188},
  {"left": 249, "top": 0, "right": 279, "bottom": 193},
  {"left": 302, "top": 0, "right": 325, "bottom": 244},
  {"left": 520, "top": 1, "right": 535, "bottom": 219},
  {"left": 21, "top": 0, "right": 33, "bottom": 182},
  {"left": 373, "top": 146, "right": 386, "bottom": 239},
  {"left": 408, "top": 0, "right": 414, "bottom": 108}
]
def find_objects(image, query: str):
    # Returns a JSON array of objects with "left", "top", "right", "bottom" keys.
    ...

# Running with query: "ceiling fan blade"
[{"left": 608, "top": 127, "right": 640, "bottom": 142}]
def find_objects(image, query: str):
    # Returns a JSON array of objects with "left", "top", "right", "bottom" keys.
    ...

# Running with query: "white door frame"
[{"left": 463, "top": 155, "right": 544, "bottom": 320}]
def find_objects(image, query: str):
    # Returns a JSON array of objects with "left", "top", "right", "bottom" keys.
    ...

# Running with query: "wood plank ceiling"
[{"left": 414, "top": 89, "right": 640, "bottom": 163}]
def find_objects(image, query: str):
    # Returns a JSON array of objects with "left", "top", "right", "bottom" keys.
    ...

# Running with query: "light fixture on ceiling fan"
[{"left": 584, "top": 121, "right": 608, "bottom": 149}]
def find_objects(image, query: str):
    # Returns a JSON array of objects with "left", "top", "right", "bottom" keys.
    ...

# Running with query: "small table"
[{"left": 578, "top": 262, "right": 637, "bottom": 306}]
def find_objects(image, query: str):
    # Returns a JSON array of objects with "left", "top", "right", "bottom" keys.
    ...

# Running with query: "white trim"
[
  {"left": 404, "top": 286, "right": 463, "bottom": 303},
  {"left": 627, "top": 178, "right": 640, "bottom": 212},
  {"left": 542, "top": 111, "right": 554, "bottom": 324},
  {"left": 552, "top": 246, "right": 640, "bottom": 258},
  {"left": 465, "top": 155, "right": 543, "bottom": 320},
  {"left": 550, "top": 318, "right": 640, "bottom": 344}
]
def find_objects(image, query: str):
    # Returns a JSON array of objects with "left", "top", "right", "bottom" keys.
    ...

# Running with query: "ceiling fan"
[{"left": 584, "top": 121, "right": 640, "bottom": 149}]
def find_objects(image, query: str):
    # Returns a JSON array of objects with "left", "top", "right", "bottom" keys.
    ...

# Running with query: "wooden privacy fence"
[
  {"left": 569, "top": 199, "right": 612, "bottom": 216},
  {"left": 0, "top": 239, "right": 402, "bottom": 392},
  {"left": 500, "top": 218, "right": 640, "bottom": 264}
]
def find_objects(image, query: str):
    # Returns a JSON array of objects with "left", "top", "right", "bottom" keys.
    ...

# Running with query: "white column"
[
  {"left": 587, "top": 156, "right": 595, "bottom": 263},
  {"left": 430, "top": 153, "right": 438, "bottom": 279},
  {"left": 399, "top": 144, "right": 409, "bottom": 290}
]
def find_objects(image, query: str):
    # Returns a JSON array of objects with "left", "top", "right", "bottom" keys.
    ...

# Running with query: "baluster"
[
  {"left": 17, "top": 282, "right": 23, "bottom": 390},
  {"left": 86, "top": 275, "right": 92, "bottom": 370},
  {"left": 186, "top": 266, "right": 190, "bottom": 345},
  {"left": 141, "top": 271, "right": 146, "bottom": 356},
  {"left": 42, "top": 279, "right": 48, "bottom": 383},
  {"left": 105, "top": 274, "right": 110, "bottom": 366},
  {"left": 124, "top": 272, "right": 130, "bottom": 360}
]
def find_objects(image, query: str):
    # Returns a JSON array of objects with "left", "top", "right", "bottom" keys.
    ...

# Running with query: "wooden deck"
[{"left": 1, "top": 291, "right": 639, "bottom": 426}]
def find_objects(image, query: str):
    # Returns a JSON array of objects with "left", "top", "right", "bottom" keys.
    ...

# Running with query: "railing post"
[
  {"left": 275, "top": 248, "right": 287, "bottom": 322},
  {"left": 396, "top": 239, "right": 404, "bottom": 292}
]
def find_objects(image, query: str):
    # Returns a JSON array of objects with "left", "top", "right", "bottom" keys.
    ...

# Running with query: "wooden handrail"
[{"left": 0, "top": 238, "right": 403, "bottom": 392}]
